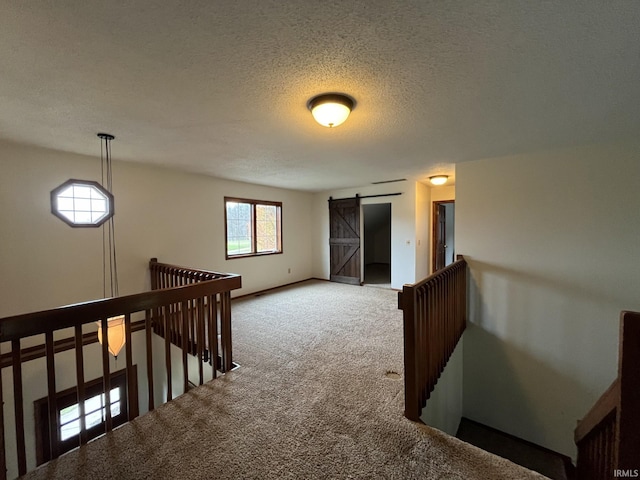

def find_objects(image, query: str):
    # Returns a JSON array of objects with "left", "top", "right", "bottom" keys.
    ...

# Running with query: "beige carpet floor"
[{"left": 24, "top": 280, "right": 546, "bottom": 479}]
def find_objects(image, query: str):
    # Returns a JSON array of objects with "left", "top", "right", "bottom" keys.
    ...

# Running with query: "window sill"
[{"left": 225, "top": 251, "right": 283, "bottom": 260}]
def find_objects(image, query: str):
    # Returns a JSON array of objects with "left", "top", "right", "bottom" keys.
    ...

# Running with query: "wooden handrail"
[
  {"left": 0, "top": 260, "right": 241, "bottom": 479},
  {"left": 574, "top": 310, "right": 640, "bottom": 479},
  {"left": 399, "top": 255, "right": 467, "bottom": 422},
  {"left": 574, "top": 378, "right": 619, "bottom": 444},
  {"left": 148, "top": 259, "right": 237, "bottom": 373},
  {"left": 149, "top": 257, "right": 230, "bottom": 281},
  {"left": 0, "top": 275, "right": 240, "bottom": 342}
]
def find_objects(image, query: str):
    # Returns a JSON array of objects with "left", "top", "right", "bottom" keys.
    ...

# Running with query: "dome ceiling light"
[
  {"left": 429, "top": 175, "right": 449, "bottom": 186},
  {"left": 307, "top": 93, "right": 355, "bottom": 128}
]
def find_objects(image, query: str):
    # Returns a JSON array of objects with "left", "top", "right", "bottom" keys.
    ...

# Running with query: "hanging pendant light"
[
  {"left": 96, "top": 316, "right": 126, "bottom": 358},
  {"left": 308, "top": 93, "right": 355, "bottom": 128},
  {"left": 96, "top": 133, "right": 125, "bottom": 358}
]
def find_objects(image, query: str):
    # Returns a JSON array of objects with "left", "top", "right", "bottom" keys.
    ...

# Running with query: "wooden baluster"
[
  {"left": 435, "top": 279, "right": 440, "bottom": 376},
  {"left": 437, "top": 278, "right": 443, "bottom": 374},
  {"left": 442, "top": 272, "right": 447, "bottom": 363},
  {"left": 421, "top": 285, "right": 427, "bottom": 403},
  {"left": 170, "top": 269, "right": 176, "bottom": 344},
  {"left": 181, "top": 300, "right": 189, "bottom": 393},
  {"left": 74, "top": 325, "right": 87, "bottom": 446},
  {"left": 164, "top": 305, "right": 172, "bottom": 402},
  {"left": 462, "top": 261, "right": 468, "bottom": 332},
  {"left": 427, "top": 281, "right": 434, "bottom": 396},
  {"left": 197, "top": 297, "right": 205, "bottom": 385},
  {"left": 423, "top": 287, "right": 428, "bottom": 401},
  {"left": 100, "top": 318, "right": 112, "bottom": 433},
  {"left": 448, "top": 271, "right": 452, "bottom": 337},
  {"left": 190, "top": 297, "right": 197, "bottom": 356},
  {"left": 12, "top": 339, "right": 26, "bottom": 476},
  {"left": 442, "top": 272, "right": 447, "bottom": 361},
  {"left": 423, "top": 286, "right": 429, "bottom": 401},
  {"left": 597, "top": 432, "right": 603, "bottom": 480},
  {"left": 124, "top": 313, "right": 138, "bottom": 420},
  {"left": 417, "top": 288, "right": 424, "bottom": 406},
  {"left": 604, "top": 422, "right": 616, "bottom": 478},
  {"left": 174, "top": 270, "right": 180, "bottom": 345},
  {"left": 432, "top": 280, "right": 438, "bottom": 392},
  {"left": 596, "top": 428, "right": 602, "bottom": 478},
  {"left": 599, "top": 428, "right": 605, "bottom": 479},
  {"left": 45, "top": 332, "right": 59, "bottom": 460},
  {"left": 166, "top": 269, "right": 172, "bottom": 341},
  {"left": 450, "top": 269, "right": 454, "bottom": 349},
  {"left": 435, "top": 279, "right": 440, "bottom": 383},
  {"left": 208, "top": 294, "right": 218, "bottom": 379},
  {"left": 451, "top": 269, "right": 456, "bottom": 354},
  {"left": 456, "top": 263, "right": 461, "bottom": 335},
  {"left": 0, "top": 345, "right": 5, "bottom": 480},
  {"left": 145, "top": 309, "right": 154, "bottom": 411},
  {"left": 220, "top": 291, "right": 233, "bottom": 372}
]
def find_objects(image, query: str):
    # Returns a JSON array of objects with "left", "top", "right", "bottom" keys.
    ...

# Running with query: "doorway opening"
[
  {"left": 363, "top": 203, "right": 391, "bottom": 287},
  {"left": 432, "top": 200, "right": 455, "bottom": 272}
]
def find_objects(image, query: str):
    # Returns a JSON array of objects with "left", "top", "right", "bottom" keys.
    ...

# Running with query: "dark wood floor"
[
  {"left": 456, "top": 418, "right": 573, "bottom": 480},
  {"left": 363, "top": 262, "right": 391, "bottom": 286}
]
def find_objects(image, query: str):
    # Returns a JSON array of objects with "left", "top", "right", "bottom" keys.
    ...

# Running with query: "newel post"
[
  {"left": 400, "top": 284, "right": 420, "bottom": 421},
  {"left": 149, "top": 258, "right": 158, "bottom": 290},
  {"left": 617, "top": 311, "right": 640, "bottom": 469}
]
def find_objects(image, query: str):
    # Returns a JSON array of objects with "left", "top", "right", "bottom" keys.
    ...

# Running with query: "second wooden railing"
[
  {"left": 574, "top": 311, "right": 640, "bottom": 480},
  {"left": 0, "top": 260, "right": 241, "bottom": 479},
  {"left": 149, "top": 258, "right": 235, "bottom": 373},
  {"left": 398, "top": 255, "right": 467, "bottom": 421}
]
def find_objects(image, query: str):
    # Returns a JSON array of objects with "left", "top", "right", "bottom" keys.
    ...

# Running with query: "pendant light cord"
[{"left": 100, "top": 134, "right": 119, "bottom": 298}]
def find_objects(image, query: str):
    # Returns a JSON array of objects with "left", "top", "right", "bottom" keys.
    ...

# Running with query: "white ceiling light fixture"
[
  {"left": 429, "top": 175, "right": 449, "bottom": 186},
  {"left": 308, "top": 93, "right": 355, "bottom": 128}
]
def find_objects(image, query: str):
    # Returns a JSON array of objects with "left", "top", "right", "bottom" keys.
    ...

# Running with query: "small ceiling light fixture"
[
  {"left": 429, "top": 175, "right": 449, "bottom": 186},
  {"left": 308, "top": 93, "right": 355, "bottom": 128}
]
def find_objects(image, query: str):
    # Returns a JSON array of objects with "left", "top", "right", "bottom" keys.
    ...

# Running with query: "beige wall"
[
  {"left": 415, "top": 182, "right": 431, "bottom": 281},
  {"left": 420, "top": 338, "right": 464, "bottom": 436},
  {"left": 456, "top": 142, "right": 640, "bottom": 458},
  {"left": 0, "top": 140, "right": 313, "bottom": 318}
]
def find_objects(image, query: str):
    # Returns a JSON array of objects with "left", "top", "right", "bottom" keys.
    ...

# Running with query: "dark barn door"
[
  {"left": 329, "top": 197, "right": 361, "bottom": 285},
  {"left": 434, "top": 203, "right": 447, "bottom": 272}
]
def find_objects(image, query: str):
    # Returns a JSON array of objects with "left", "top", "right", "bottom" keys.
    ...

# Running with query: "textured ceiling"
[{"left": 1, "top": 1, "right": 639, "bottom": 191}]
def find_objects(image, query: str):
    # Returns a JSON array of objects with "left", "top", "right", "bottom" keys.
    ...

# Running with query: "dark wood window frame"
[
  {"left": 224, "top": 197, "right": 283, "bottom": 259},
  {"left": 34, "top": 367, "right": 137, "bottom": 465}
]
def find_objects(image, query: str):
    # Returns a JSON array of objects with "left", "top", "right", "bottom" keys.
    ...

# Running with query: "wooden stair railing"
[
  {"left": 149, "top": 258, "right": 236, "bottom": 373},
  {"left": 398, "top": 255, "right": 467, "bottom": 421},
  {"left": 574, "top": 311, "right": 640, "bottom": 480},
  {"left": 0, "top": 262, "right": 241, "bottom": 480}
]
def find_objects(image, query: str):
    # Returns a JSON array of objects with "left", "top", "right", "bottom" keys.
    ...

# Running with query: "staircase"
[{"left": 456, "top": 417, "right": 573, "bottom": 479}]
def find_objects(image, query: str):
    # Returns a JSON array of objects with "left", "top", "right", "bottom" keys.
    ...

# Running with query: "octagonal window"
[{"left": 51, "top": 179, "right": 114, "bottom": 227}]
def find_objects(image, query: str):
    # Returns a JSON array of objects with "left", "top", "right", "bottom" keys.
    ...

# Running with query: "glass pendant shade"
[{"left": 96, "top": 315, "right": 126, "bottom": 357}]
